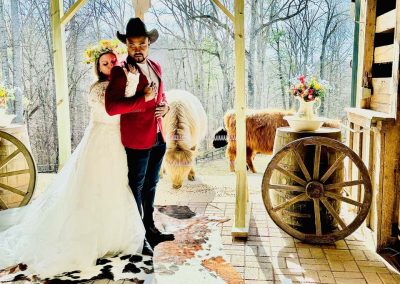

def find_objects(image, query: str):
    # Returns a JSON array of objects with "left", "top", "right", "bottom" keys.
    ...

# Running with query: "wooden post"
[
  {"left": 232, "top": 0, "right": 249, "bottom": 237},
  {"left": 132, "top": 0, "right": 151, "bottom": 20},
  {"left": 60, "top": 0, "right": 88, "bottom": 26},
  {"left": 210, "top": 0, "right": 249, "bottom": 237},
  {"left": 50, "top": 0, "right": 72, "bottom": 169},
  {"left": 351, "top": 0, "right": 361, "bottom": 108}
]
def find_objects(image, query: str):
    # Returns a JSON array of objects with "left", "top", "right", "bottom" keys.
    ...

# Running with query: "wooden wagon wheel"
[
  {"left": 0, "top": 130, "right": 36, "bottom": 210},
  {"left": 262, "top": 136, "right": 372, "bottom": 243}
]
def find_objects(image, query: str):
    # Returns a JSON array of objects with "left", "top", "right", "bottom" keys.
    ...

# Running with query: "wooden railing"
[
  {"left": 346, "top": 108, "right": 399, "bottom": 249},
  {"left": 195, "top": 147, "right": 226, "bottom": 164}
]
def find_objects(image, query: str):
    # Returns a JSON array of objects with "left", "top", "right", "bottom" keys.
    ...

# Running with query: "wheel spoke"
[
  {"left": 0, "top": 196, "right": 8, "bottom": 210},
  {"left": 325, "top": 180, "right": 364, "bottom": 191},
  {"left": 320, "top": 197, "right": 347, "bottom": 229},
  {"left": 320, "top": 154, "right": 346, "bottom": 183},
  {"left": 269, "top": 184, "right": 305, "bottom": 192},
  {"left": 0, "top": 183, "right": 25, "bottom": 196},
  {"left": 0, "top": 149, "right": 21, "bottom": 171},
  {"left": 313, "top": 199, "right": 322, "bottom": 236},
  {"left": 324, "top": 192, "right": 363, "bottom": 207},
  {"left": 0, "top": 169, "right": 30, "bottom": 178},
  {"left": 272, "top": 193, "right": 308, "bottom": 212},
  {"left": 291, "top": 149, "right": 312, "bottom": 181},
  {"left": 313, "top": 145, "right": 321, "bottom": 180},
  {"left": 275, "top": 166, "right": 307, "bottom": 186}
]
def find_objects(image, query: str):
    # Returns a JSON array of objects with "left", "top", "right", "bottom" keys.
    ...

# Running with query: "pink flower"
[
  {"left": 298, "top": 75, "right": 306, "bottom": 84},
  {"left": 308, "top": 89, "right": 314, "bottom": 95},
  {"left": 308, "top": 95, "right": 313, "bottom": 100}
]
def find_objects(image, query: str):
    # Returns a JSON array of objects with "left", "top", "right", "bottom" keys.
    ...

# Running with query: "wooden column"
[
  {"left": 50, "top": 0, "right": 72, "bottom": 169},
  {"left": 210, "top": 0, "right": 249, "bottom": 237},
  {"left": 351, "top": 0, "right": 362, "bottom": 108},
  {"left": 50, "top": 0, "right": 88, "bottom": 169},
  {"left": 132, "top": 0, "right": 151, "bottom": 20},
  {"left": 232, "top": 0, "right": 249, "bottom": 237}
]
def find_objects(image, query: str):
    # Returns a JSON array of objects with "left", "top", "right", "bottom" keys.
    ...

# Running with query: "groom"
[{"left": 105, "top": 18, "right": 174, "bottom": 256}]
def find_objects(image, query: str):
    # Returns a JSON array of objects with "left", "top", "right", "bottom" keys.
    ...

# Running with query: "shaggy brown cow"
[{"left": 214, "top": 109, "right": 340, "bottom": 173}]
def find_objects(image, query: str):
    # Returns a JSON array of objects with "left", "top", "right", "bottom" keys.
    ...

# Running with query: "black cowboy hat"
[{"left": 117, "top": 17, "right": 159, "bottom": 44}]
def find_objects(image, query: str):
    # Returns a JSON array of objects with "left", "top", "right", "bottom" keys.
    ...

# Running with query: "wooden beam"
[
  {"left": 370, "top": 101, "right": 391, "bottom": 113},
  {"left": 376, "top": 120, "right": 400, "bottom": 248},
  {"left": 345, "top": 107, "right": 394, "bottom": 121},
  {"left": 356, "top": 0, "right": 376, "bottom": 108},
  {"left": 374, "top": 44, "right": 394, "bottom": 64},
  {"left": 372, "top": 78, "right": 392, "bottom": 94},
  {"left": 371, "top": 78, "right": 393, "bottom": 107},
  {"left": 376, "top": 9, "right": 396, "bottom": 33},
  {"left": 390, "top": 1, "right": 400, "bottom": 119},
  {"left": 231, "top": 0, "right": 249, "bottom": 238},
  {"left": 351, "top": 0, "right": 362, "bottom": 107},
  {"left": 371, "top": 93, "right": 392, "bottom": 104},
  {"left": 210, "top": 0, "right": 234, "bottom": 22},
  {"left": 132, "top": 0, "right": 151, "bottom": 20},
  {"left": 50, "top": 0, "right": 72, "bottom": 168},
  {"left": 60, "top": 0, "right": 88, "bottom": 26}
]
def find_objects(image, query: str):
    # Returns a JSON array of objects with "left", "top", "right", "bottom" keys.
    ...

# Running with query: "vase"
[{"left": 295, "top": 97, "right": 321, "bottom": 120}]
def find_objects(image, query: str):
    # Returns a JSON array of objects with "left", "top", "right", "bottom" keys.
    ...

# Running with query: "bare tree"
[
  {"left": 0, "top": 0, "right": 10, "bottom": 94},
  {"left": 247, "top": 0, "right": 309, "bottom": 108},
  {"left": 10, "top": 0, "right": 23, "bottom": 122}
]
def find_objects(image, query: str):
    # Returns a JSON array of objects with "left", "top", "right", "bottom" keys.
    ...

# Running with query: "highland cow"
[
  {"left": 162, "top": 90, "right": 207, "bottom": 189},
  {"left": 213, "top": 109, "right": 340, "bottom": 173}
]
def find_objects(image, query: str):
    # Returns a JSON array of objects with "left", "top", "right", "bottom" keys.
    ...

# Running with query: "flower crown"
[{"left": 84, "top": 39, "right": 127, "bottom": 64}]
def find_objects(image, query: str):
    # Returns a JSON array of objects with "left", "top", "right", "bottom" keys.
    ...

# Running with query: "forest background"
[{"left": 0, "top": 0, "right": 354, "bottom": 171}]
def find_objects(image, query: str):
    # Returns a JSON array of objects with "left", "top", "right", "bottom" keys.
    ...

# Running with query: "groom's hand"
[
  {"left": 122, "top": 64, "right": 138, "bottom": 76},
  {"left": 143, "top": 82, "right": 156, "bottom": 102},
  {"left": 155, "top": 102, "right": 169, "bottom": 118}
]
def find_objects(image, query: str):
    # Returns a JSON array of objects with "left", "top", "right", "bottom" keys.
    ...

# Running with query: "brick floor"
[
  {"left": 194, "top": 201, "right": 400, "bottom": 284},
  {"left": 36, "top": 171, "right": 400, "bottom": 284}
]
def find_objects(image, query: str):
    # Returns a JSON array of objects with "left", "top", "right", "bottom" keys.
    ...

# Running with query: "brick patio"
[
  {"left": 86, "top": 200, "right": 400, "bottom": 283},
  {"left": 35, "top": 157, "right": 400, "bottom": 284},
  {"left": 190, "top": 201, "right": 400, "bottom": 283}
]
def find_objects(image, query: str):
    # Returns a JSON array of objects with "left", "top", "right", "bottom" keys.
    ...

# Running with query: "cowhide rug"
[
  {"left": 0, "top": 205, "right": 243, "bottom": 284},
  {"left": 153, "top": 206, "right": 244, "bottom": 284}
]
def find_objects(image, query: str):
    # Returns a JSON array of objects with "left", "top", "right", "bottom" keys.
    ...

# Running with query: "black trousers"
[{"left": 125, "top": 132, "right": 166, "bottom": 229}]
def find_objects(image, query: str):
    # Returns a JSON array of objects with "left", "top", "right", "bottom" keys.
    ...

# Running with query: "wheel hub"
[{"left": 306, "top": 181, "right": 324, "bottom": 199}]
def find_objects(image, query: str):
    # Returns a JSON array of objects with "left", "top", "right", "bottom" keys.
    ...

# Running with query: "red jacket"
[{"left": 105, "top": 58, "right": 167, "bottom": 149}]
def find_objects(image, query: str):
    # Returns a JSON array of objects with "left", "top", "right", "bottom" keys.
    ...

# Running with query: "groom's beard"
[{"left": 133, "top": 53, "right": 146, "bottom": 63}]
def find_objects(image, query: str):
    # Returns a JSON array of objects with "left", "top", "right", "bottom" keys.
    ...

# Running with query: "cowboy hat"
[{"left": 117, "top": 17, "right": 159, "bottom": 44}]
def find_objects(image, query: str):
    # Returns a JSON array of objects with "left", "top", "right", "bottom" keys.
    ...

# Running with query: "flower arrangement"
[
  {"left": 290, "top": 75, "right": 327, "bottom": 102},
  {"left": 0, "top": 84, "right": 14, "bottom": 108},
  {"left": 83, "top": 39, "right": 127, "bottom": 64}
]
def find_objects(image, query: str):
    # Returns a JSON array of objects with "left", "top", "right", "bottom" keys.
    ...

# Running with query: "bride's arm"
[
  {"left": 88, "top": 82, "right": 108, "bottom": 106},
  {"left": 124, "top": 71, "right": 140, "bottom": 98},
  {"left": 105, "top": 66, "right": 156, "bottom": 116}
]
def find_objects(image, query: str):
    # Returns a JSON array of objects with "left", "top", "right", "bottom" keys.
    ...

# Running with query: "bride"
[{"left": 0, "top": 40, "right": 149, "bottom": 278}]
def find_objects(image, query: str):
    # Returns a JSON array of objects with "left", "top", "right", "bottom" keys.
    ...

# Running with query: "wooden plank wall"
[
  {"left": 352, "top": 0, "right": 400, "bottom": 249},
  {"left": 370, "top": 1, "right": 399, "bottom": 116}
]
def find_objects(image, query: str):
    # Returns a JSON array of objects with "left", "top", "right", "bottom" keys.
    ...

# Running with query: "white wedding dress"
[{"left": 0, "top": 80, "right": 145, "bottom": 278}]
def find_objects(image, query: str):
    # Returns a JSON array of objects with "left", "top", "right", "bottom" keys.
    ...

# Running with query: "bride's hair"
[
  {"left": 94, "top": 51, "right": 115, "bottom": 82},
  {"left": 90, "top": 51, "right": 116, "bottom": 92}
]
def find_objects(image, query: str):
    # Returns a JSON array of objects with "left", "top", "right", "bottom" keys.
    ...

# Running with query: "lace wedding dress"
[{"left": 0, "top": 78, "right": 145, "bottom": 278}]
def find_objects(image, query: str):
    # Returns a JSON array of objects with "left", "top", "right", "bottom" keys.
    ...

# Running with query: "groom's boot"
[
  {"left": 146, "top": 224, "right": 175, "bottom": 248},
  {"left": 143, "top": 207, "right": 175, "bottom": 248},
  {"left": 142, "top": 239, "right": 154, "bottom": 256}
]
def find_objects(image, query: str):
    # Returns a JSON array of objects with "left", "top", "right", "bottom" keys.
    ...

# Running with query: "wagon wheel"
[
  {"left": 0, "top": 131, "right": 36, "bottom": 210},
  {"left": 262, "top": 136, "right": 372, "bottom": 243}
]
